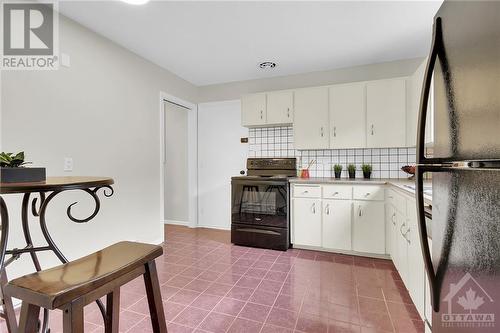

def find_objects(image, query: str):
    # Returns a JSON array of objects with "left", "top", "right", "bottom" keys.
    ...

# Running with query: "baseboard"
[
  {"left": 196, "top": 224, "right": 231, "bottom": 231},
  {"left": 292, "top": 244, "right": 391, "bottom": 260},
  {"left": 164, "top": 219, "right": 189, "bottom": 226}
]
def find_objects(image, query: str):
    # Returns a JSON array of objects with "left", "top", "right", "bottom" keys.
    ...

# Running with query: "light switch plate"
[
  {"left": 61, "top": 53, "right": 70, "bottom": 67},
  {"left": 63, "top": 157, "right": 73, "bottom": 172}
]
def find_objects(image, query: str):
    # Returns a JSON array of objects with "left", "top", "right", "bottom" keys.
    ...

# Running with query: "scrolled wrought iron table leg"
[
  {"left": 23, "top": 193, "right": 51, "bottom": 333},
  {"left": 38, "top": 187, "right": 113, "bottom": 329},
  {"left": 0, "top": 196, "right": 18, "bottom": 333}
]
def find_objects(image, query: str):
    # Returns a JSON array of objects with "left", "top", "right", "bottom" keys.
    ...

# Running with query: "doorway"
[{"left": 163, "top": 100, "right": 190, "bottom": 225}]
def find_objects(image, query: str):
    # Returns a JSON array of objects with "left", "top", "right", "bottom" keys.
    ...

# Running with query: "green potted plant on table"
[
  {"left": 333, "top": 164, "right": 342, "bottom": 179},
  {"left": 0, "top": 152, "right": 46, "bottom": 183},
  {"left": 347, "top": 164, "right": 356, "bottom": 179},
  {"left": 362, "top": 164, "right": 372, "bottom": 179}
]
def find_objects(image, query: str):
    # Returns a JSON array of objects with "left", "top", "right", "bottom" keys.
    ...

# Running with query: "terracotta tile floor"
[{"left": 1, "top": 225, "right": 424, "bottom": 332}]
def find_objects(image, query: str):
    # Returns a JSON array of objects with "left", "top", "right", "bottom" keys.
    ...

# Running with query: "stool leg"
[
  {"left": 18, "top": 302, "right": 40, "bottom": 333},
  {"left": 143, "top": 260, "right": 168, "bottom": 333},
  {"left": 62, "top": 298, "right": 84, "bottom": 333},
  {"left": 105, "top": 288, "right": 120, "bottom": 333}
]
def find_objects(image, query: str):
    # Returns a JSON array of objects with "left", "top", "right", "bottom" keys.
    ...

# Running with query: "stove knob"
[{"left": 240, "top": 170, "right": 245, "bottom": 175}]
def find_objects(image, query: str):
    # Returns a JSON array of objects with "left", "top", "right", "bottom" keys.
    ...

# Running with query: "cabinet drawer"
[
  {"left": 353, "top": 185, "right": 384, "bottom": 201},
  {"left": 322, "top": 185, "right": 352, "bottom": 200},
  {"left": 293, "top": 185, "right": 321, "bottom": 198},
  {"left": 386, "top": 188, "right": 407, "bottom": 214}
]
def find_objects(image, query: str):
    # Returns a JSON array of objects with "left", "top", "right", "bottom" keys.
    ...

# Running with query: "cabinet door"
[
  {"left": 407, "top": 201, "right": 425, "bottom": 319},
  {"left": 293, "top": 87, "right": 329, "bottom": 149},
  {"left": 352, "top": 201, "right": 385, "bottom": 254},
  {"left": 267, "top": 91, "right": 293, "bottom": 125},
  {"left": 385, "top": 204, "right": 395, "bottom": 256},
  {"left": 390, "top": 206, "right": 400, "bottom": 269},
  {"left": 329, "top": 83, "right": 366, "bottom": 149},
  {"left": 322, "top": 200, "right": 352, "bottom": 251},
  {"left": 396, "top": 211, "right": 409, "bottom": 286},
  {"left": 366, "top": 79, "right": 406, "bottom": 147},
  {"left": 241, "top": 93, "right": 266, "bottom": 127},
  {"left": 292, "top": 198, "right": 322, "bottom": 247}
]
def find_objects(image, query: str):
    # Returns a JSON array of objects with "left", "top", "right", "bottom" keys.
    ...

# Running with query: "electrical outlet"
[{"left": 63, "top": 157, "right": 73, "bottom": 172}]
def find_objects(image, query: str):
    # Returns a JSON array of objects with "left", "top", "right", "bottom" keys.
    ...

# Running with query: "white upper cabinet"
[
  {"left": 241, "top": 93, "right": 266, "bottom": 127},
  {"left": 407, "top": 59, "right": 434, "bottom": 147},
  {"left": 329, "top": 83, "right": 366, "bottom": 149},
  {"left": 294, "top": 87, "right": 329, "bottom": 149},
  {"left": 267, "top": 91, "right": 293, "bottom": 125},
  {"left": 366, "top": 78, "right": 407, "bottom": 148}
]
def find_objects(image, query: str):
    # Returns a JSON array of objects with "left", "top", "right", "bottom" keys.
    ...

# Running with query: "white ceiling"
[{"left": 58, "top": 1, "right": 442, "bottom": 86}]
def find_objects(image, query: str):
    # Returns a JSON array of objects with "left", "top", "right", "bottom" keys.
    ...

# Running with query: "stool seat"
[{"left": 5, "top": 241, "right": 162, "bottom": 309}]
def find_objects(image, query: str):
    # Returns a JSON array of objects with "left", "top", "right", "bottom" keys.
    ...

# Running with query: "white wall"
[
  {"left": 197, "top": 100, "right": 247, "bottom": 230},
  {"left": 1, "top": 14, "right": 198, "bottom": 279}
]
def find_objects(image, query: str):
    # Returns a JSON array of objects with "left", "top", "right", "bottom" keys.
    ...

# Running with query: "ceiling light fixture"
[
  {"left": 259, "top": 62, "right": 277, "bottom": 69},
  {"left": 121, "top": 0, "right": 150, "bottom": 5}
]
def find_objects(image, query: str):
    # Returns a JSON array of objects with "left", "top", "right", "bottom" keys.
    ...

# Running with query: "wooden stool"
[{"left": 4, "top": 241, "right": 168, "bottom": 333}]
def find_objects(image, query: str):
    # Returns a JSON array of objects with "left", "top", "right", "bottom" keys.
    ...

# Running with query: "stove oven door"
[
  {"left": 231, "top": 179, "right": 289, "bottom": 250},
  {"left": 231, "top": 179, "right": 289, "bottom": 228}
]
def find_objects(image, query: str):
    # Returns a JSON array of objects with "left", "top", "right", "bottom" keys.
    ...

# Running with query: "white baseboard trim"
[
  {"left": 196, "top": 224, "right": 231, "bottom": 231},
  {"left": 164, "top": 219, "right": 189, "bottom": 226}
]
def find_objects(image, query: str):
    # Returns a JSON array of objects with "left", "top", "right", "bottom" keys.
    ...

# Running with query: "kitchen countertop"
[{"left": 289, "top": 177, "right": 432, "bottom": 204}]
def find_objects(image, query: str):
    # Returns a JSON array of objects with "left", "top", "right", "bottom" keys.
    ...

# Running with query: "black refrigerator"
[{"left": 416, "top": 1, "right": 500, "bottom": 333}]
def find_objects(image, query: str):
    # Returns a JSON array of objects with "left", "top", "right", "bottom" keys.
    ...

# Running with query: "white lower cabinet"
[
  {"left": 322, "top": 199, "right": 352, "bottom": 251},
  {"left": 387, "top": 188, "right": 427, "bottom": 321},
  {"left": 407, "top": 203, "right": 426, "bottom": 320},
  {"left": 396, "top": 211, "right": 409, "bottom": 286},
  {"left": 292, "top": 198, "right": 322, "bottom": 247},
  {"left": 352, "top": 200, "right": 385, "bottom": 254}
]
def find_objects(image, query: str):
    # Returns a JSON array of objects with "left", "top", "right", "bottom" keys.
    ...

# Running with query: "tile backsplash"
[{"left": 248, "top": 126, "right": 416, "bottom": 179}]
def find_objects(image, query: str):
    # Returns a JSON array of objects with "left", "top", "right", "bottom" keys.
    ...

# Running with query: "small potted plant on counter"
[
  {"left": 362, "top": 164, "right": 372, "bottom": 179},
  {"left": 333, "top": 164, "right": 342, "bottom": 179},
  {"left": 0, "top": 152, "right": 46, "bottom": 183},
  {"left": 347, "top": 164, "right": 356, "bottom": 179}
]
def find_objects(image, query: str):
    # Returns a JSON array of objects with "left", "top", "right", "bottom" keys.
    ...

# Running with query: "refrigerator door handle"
[
  {"left": 416, "top": 16, "right": 442, "bottom": 313},
  {"left": 417, "top": 17, "right": 442, "bottom": 165},
  {"left": 416, "top": 166, "right": 439, "bottom": 312}
]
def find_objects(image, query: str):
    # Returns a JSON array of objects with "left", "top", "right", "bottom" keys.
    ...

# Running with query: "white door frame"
[{"left": 159, "top": 91, "right": 198, "bottom": 229}]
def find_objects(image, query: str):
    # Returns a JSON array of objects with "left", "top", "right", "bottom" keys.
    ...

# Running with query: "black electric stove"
[{"left": 231, "top": 158, "right": 296, "bottom": 251}]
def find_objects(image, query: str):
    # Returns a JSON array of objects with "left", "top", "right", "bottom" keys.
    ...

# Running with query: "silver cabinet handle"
[
  {"left": 325, "top": 204, "right": 330, "bottom": 215},
  {"left": 391, "top": 213, "right": 396, "bottom": 225},
  {"left": 303, "top": 190, "right": 309, "bottom": 194},
  {"left": 400, "top": 222, "right": 406, "bottom": 237},
  {"left": 320, "top": 127, "right": 324, "bottom": 137},
  {"left": 358, "top": 205, "right": 362, "bottom": 217},
  {"left": 364, "top": 192, "right": 371, "bottom": 197},
  {"left": 260, "top": 110, "right": 263, "bottom": 119},
  {"left": 371, "top": 124, "right": 374, "bottom": 135},
  {"left": 333, "top": 126, "right": 337, "bottom": 137},
  {"left": 405, "top": 228, "right": 411, "bottom": 244},
  {"left": 332, "top": 191, "right": 339, "bottom": 196},
  {"left": 287, "top": 107, "right": 290, "bottom": 118},
  {"left": 311, "top": 203, "right": 316, "bottom": 214}
]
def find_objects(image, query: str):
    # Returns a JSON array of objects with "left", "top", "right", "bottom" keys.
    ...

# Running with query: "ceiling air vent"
[{"left": 259, "top": 62, "right": 277, "bottom": 69}]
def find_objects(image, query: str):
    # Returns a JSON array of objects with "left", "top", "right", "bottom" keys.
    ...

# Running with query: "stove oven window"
[{"left": 231, "top": 182, "right": 288, "bottom": 228}]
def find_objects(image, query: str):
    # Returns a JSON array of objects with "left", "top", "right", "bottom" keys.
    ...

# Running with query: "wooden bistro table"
[{"left": 0, "top": 176, "right": 114, "bottom": 333}]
